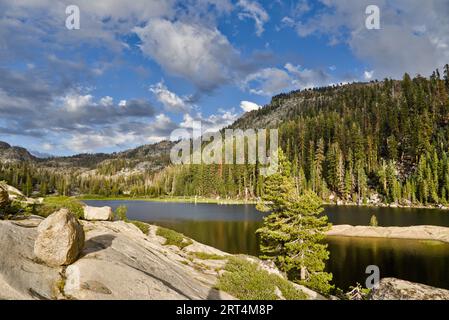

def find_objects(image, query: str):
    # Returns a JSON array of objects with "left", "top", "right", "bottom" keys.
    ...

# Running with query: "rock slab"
[
  {"left": 84, "top": 205, "right": 114, "bottom": 221},
  {"left": 371, "top": 278, "right": 449, "bottom": 300},
  {"left": 0, "top": 217, "right": 61, "bottom": 299},
  {"left": 34, "top": 209, "right": 85, "bottom": 267},
  {"left": 327, "top": 224, "right": 449, "bottom": 244}
]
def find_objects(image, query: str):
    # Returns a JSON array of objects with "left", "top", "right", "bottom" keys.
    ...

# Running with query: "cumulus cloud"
[
  {"left": 63, "top": 112, "right": 178, "bottom": 153},
  {"left": 237, "top": 0, "right": 269, "bottom": 36},
  {"left": 100, "top": 96, "right": 114, "bottom": 107},
  {"left": 284, "top": 63, "right": 330, "bottom": 89},
  {"left": 364, "top": 70, "right": 374, "bottom": 80},
  {"left": 134, "top": 19, "right": 241, "bottom": 91},
  {"left": 240, "top": 101, "right": 262, "bottom": 112},
  {"left": 149, "top": 81, "right": 191, "bottom": 113},
  {"left": 244, "top": 67, "right": 292, "bottom": 96},
  {"left": 243, "top": 63, "right": 331, "bottom": 96},
  {"left": 283, "top": 0, "right": 449, "bottom": 78},
  {"left": 180, "top": 109, "right": 239, "bottom": 133},
  {"left": 0, "top": 67, "right": 161, "bottom": 151},
  {"left": 0, "top": 0, "right": 249, "bottom": 153}
]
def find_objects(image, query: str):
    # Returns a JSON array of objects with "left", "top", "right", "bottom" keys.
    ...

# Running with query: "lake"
[{"left": 84, "top": 200, "right": 449, "bottom": 290}]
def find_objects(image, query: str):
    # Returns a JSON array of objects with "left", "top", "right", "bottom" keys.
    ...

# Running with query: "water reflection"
[
  {"left": 327, "top": 237, "right": 449, "bottom": 290},
  {"left": 84, "top": 200, "right": 449, "bottom": 290}
]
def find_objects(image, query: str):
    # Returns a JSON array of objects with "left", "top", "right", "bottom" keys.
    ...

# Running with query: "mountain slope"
[{"left": 0, "top": 141, "right": 36, "bottom": 163}]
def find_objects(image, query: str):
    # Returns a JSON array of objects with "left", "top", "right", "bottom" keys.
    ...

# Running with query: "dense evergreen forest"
[
  {"left": 150, "top": 67, "right": 449, "bottom": 206},
  {"left": 2, "top": 66, "right": 449, "bottom": 207}
]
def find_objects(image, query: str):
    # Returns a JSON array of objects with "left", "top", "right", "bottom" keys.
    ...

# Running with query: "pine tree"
[
  {"left": 314, "top": 138, "right": 325, "bottom": 196},
  {"left": 25, "top": 173, "right": 32, "bottom": 197},
  {"left": 444, "top": 64, "right": 449, "bottom": 90},
  {"left": 256, "top": 150, "right": 333, "bottom": 294}
]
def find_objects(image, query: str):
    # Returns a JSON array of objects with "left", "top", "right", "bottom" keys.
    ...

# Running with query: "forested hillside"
[
  {"left": 152, "top": 67, "right": 449, "bottom": 206},
  {"left": 1, "top": 67, "right": 449, "bottom": 207}
]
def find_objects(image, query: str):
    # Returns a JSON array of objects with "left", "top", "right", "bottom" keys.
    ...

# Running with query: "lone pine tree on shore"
[{"left": 256, "top": 149, "right": 333, "bottom": 294}]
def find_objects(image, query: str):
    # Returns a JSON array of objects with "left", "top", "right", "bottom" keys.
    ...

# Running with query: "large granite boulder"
[
  {"left": 370, "top": 278, "right": 449, "bottom": 300},
  {"left": 0, "top": 184, "right": 10, "bottom": 211},
  {"left": 34, "top": 209, "right": 85, "bottom": 267},
  {"left": 0, "top": 217, "right": 61, "bottom": 299},
  {"left": 84, "top": 206, "right": 114, "bottom": 221}
]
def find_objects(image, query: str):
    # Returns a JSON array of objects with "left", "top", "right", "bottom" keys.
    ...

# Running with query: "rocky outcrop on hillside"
[
  {"left": 327, "top": 224, "right": 449, "bottom": 244},
  {"left": 371, "top": 278, "right": 449, "bottom": 300},
  {"left": 0, "top": 141, "right": 35, "bottom": 163},
  {"left": 0, "top": 182, "right": 42, "bottom": 208}
]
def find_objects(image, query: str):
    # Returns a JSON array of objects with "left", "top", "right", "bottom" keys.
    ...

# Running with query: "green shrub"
[
  {"left": 191, "top": 252, "right": 226, "bottom": 260},
  {"left": 38, "top": 197, "right": 84, "bottom": 219},
  {"left": 156, "top": 227, "right": 193, "bottom": 249},
  {"left": 217, "top": 257, "right": 307, "bottom": 300},
  {"left": 130, "top": 220, "right": 149, "bottom": 235},
  {"left": 370, "top": 214, "right": 379, "bottom": 227},
  {"left": 115, "top": 205, "right": 128, "bottom": 222}
]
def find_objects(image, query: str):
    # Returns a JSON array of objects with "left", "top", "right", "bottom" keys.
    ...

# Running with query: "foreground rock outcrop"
[
  {"left": 0, "top": 211, "right": 327, "bottom": 300},
  {"left": 0, "top": 216, "right": 237, "bottom": 300},
  {"left": 3, "top": 210, "right": 448, "bottom": 300},
  {"left": 83, "top": 206, "right": 114, "bottom": 221},
  {"left": 327, "top": 224, "right": 449, "bottom": 244},
  {"left": 34, "top": 209, "right": 85, "bottom": 267},
  {"left": 371, "top": 278, "right": 449, "bottom": 300},
  {"left": 0, "top": 217, "right": 61, "bottom": 299}
]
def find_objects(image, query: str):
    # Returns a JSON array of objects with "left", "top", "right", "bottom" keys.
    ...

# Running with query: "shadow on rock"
[
  {"left": 207, "top": 288, "right": 223, "bottom": 300},
  {"left": 82, "top": 234, "right": 116, "bottom": 256}
]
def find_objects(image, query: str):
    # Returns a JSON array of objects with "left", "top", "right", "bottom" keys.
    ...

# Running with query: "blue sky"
[{"left": 1, "top": 0, "right": 448, "bottom": 156}]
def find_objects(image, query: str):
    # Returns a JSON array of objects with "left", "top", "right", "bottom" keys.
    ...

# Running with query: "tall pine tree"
[{"left": 256, "top": 150, "right": 333, "bottom": 294}]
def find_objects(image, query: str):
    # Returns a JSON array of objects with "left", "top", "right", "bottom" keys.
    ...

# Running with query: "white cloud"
[
  {"left": 284, "top": 63, "right": 329, "bottom": 89},
  {"left": 293, "top": 0, "right": 311, "bottom": 16},
  {"left": 62, "top": 94, "right": 95, "bottom": 111},
  {"left": 134, "top": 19, "right": 240, "bottom": 91},
  {"left": 119, "top": 100, "right": 127, "bottom": 107},
  {"left": 42, "top": 143, "right": 53, "bottom": 151},
  {"left": 237, "top": 0, "right": 269, "bottom": 37},
  {"left": 180, "top": 109, "right": 238, "bottom": 133},
  {"left": 240, "top": 101, "right": 261, "bottom": 112},
  {"left": 364, "top": 70, "right": 374, "bottom": 80},
  {"left": 66, "top": 131, "right": 138, "bottom": 153},
  {"left": 243, "top": 63, "right": 330, "bottom": 96},
  {"left": 63, "top": 112, "right": 177, "bottom": 153},
  {"left": 244, "top": 67, "right": 292, "bottom": 96},
  {"left": 284, "top": 0, "right": 449, "bottom": 79},
  {"left": 100, "top": 96, "right": 114, "bottom": 107},
  {"left": 149, "top": 81, "right": 191, "bottom": 113}
]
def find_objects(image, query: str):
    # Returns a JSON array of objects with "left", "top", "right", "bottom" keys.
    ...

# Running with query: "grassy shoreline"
[
  {"left": 76, "top": 195, "right": 449, "bottom": 211},
  {"left": 77, "top": 195, "right": 257, "bottom": 205}
]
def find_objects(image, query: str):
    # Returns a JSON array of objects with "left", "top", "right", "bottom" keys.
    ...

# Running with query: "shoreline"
[
  {"left": 323, "top": 201, "right": 449, "bottom": 212},
  {"left": 327, "top": 225, "right": 449, "bottom": 244},
  {"left": 77, "top": 195, "right": 257, "bottom": 205},
  {"left": 77, "top": 195, "right": 449, "bottom": 212}
]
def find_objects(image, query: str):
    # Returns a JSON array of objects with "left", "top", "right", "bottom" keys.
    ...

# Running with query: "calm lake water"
[{"left": 84, "top": 200, "right": 449, "bottom": 290}]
